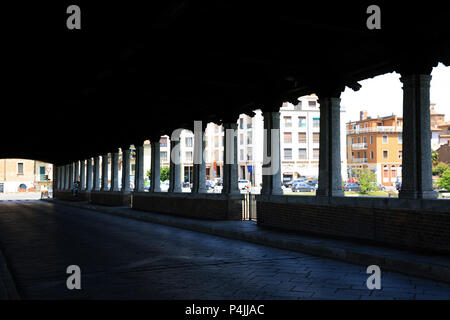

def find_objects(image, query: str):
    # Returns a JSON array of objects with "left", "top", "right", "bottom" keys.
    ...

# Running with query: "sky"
[{"left": 340, "top": 63, "right": 450, "bottom": 123}]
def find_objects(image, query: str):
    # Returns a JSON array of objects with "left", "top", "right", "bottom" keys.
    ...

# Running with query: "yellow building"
[
  {"left": 347, "top": 111, "right": 403, "bottom": 187},
  {"left": 0, "top": 159, "right": 53, "bottom": 193}
]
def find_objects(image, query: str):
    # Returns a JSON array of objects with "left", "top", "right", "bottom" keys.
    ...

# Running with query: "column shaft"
[
  {"left": 80, "top": 160, "right": 86, "bottom": 191},
  {"left": 222, "top": 122, "right": 240, "bottom": 195},
  {"left": 261, "top": 112, "right": 283, "bottom": 195},
  {"left": 86, "top": 158, "right": 93, "bottom": 191},
  {"left": 110, "top": 152, "right": 120, "bottom": 191},
  {"left": 192, "top": 124, "right": 206, "bottom": 193},
  {"left": 150, "top": 141, "right": 161, "bottom": 192},
  {"left": 93, "top": 156, "right": 101, "bottom": 191},
  {"left": 134, "top": 146, "right": 145, "bottom": 192},
  {"left": 101, "top": 154, "right": 109, "bottom": 191},
  {"left": 121, "top": 149, "right": 131, "bottom": 193},
  {"left": 317, "top": 97, "right": 344, "bottom": 197},
  {"left": 399, "top": 74, "right": 436, "bottom": 199},
  {"left": 169, "top": 139, "right": 182, "bottom": 192}
]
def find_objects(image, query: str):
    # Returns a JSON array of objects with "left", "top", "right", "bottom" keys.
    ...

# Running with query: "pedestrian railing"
[{"left": 242, "top": 192, "right": 257, "bottom": 221}]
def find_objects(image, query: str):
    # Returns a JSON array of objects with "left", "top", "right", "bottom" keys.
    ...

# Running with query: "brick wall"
[
  {"left": 133, "top": 193, "right": 243, "bottom": 220},
  {"left": 257, "top": 199, "right": 450, "bottom": 253}
]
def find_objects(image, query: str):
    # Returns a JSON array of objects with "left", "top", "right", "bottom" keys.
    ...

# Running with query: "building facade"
[
  {"left": 0, "top": 159, "right": 53, "bottom": 193},
  {"left": 346, "top": 111, "right": 403, "bottom": 187}
]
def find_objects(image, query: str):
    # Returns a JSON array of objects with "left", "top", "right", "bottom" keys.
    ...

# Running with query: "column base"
[{"left": 399, "top": 189, "right": 438, "bottom": 199}]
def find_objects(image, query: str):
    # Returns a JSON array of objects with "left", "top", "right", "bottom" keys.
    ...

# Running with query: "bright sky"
[{"left": 340, "top": 63, "right": 450, "bottom": 123}]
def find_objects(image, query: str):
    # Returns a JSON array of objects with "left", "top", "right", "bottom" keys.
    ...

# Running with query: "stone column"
[
  {"left": 86, "top": 158, "right": 93, "bottom": 191},
  {"left": 80, "top": 160, "right": 86, "bottom": 191},
  {"left": 134, "top": 145, "right": 145, "bottom": 192},
  {"left": 56, "top": 167, "right": 61, "bottom": 191},
  {"left": 399, "top": 73, "right": 437, "bottom": 199},
  {"left": 74, "top": 161, "right": 80, "bottom": 183},
  {"left": 316, "top": 97, "right": 344, "bottom": 197},
  {"left": 68, "top": 163, "right": 74, "bottom": 190},
  {"left": 222, "top": 122, "right": 240, "bottom": 195},
  {"left": 149, "top": 140, "right": 161, "bottom": 192},
  {"left": 261, "top": 112, "right": 283, "bottom": 195},
  {"left": 168, "top": 136, "right": 182, "bottom": 193},
  {"left": 110, "top": 151, "right": 120, "bottom": 192},
  {"left": 101, "top": 154, "right": 109, "bottom": 191},
  {"left": 121, "top": 148, "right": 131, "bottom": 193},
  {"left": 192, "top": 122, "right": 207, "bottom": 193},
  {"left": 93, "top": 156, "right": 101, "bottom": 191}
]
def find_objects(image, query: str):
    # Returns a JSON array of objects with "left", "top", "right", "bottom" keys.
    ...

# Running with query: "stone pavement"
[
  {"left": 0, "top": 200, "right": 449, "bottom": 299},
  {"left": 53, "top": 198, "right": 450, "bottom": 284}
]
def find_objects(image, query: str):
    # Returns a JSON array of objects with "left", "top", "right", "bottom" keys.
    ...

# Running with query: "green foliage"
[
  {"left": 146, "top": 167, "right": 171, "bottom": 182},
  {"left": 432, "top": 162, "right": 448, "bottom": 177},
  {"left": 438, "top": 167, "right": 450, "bottom": 191},
  {"left": 160, "top": 167, "right": 170, "bottom": 182},
  {"left": 432, "top": 149, "right": 439, "bottom": 165},
  {"left": 356, "top": 169, "right": 377, "bottom": 194}
]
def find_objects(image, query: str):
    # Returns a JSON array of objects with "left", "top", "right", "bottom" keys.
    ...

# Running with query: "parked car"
[
  {"left": 206, "top": 180, "right": 215, "bottom": 190},
  {"left": 291, "top": 182, "right": 315, "bottom": 192},
  {"left": 238, "top": 180, "right": 250, "bottom": 190},
  {"left": 160, "top": 181, "right": 170, "bottom": 192},
  {"left": 284, "top": 178, "right": 306, "bottom": 188},
  {"left": 343, "top": 182, "right": 361, "bottom": 192},
  {"left": 306, "top": 180, "right": 318, "bottom": 189},
  {"left": 213, "top": 178, "right": 223, "bottom": 186}
]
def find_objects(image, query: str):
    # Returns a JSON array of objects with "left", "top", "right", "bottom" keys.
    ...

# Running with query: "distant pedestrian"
[{"left": 72, "top": 181, "right": 80, "bottom": 196}]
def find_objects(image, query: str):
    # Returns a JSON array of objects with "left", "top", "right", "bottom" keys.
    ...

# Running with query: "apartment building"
[
  {"left": 280, "top": 95, "right": 347, "bottom": 184},
  {"left": 346, "top": 111, "right": 403, "bottom": 187},
  {"left": 430, "top": 103, "right": 450, "bottom": 150}
]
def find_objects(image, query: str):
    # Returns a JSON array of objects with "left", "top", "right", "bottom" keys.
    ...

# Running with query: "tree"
[
  {"left": 146, "top": 167, "right": 171, "bottom": 182},
  {"left": 432, "top": 162, "right": 448, "bottom": 177},
  {"left": 432, "top": 149, "right": 439, "bottom": 165},
  {"left": 438, "top": 167, "right": 450, "bottom": 191},
  {"left": 356, "top": 169, "right": 377, "bottom": 194},
  {"left": 160, "top": 167, "right": 170, "bottom": 182}
]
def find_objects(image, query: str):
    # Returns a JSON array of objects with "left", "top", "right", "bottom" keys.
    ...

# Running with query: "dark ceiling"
[{"left": 1, "top": 1, "right": 449, "bottom": 165}]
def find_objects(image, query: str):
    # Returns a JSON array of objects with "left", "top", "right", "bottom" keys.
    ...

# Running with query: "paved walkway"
[{"left": 0, "top": 200, "right": 449, "bottom": 299}]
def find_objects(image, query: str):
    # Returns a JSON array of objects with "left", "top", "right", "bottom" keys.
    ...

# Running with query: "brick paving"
[{"left": 0, "top": 200, "right": 449, "bottom": 299}]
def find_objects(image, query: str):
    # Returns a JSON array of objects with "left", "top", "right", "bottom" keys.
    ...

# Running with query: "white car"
[
  {"left": 238, "top": 180, "right": 250, "bottom": 191},
  {"left": 160, "top": 181, "right": 170, "bottom": 192}
]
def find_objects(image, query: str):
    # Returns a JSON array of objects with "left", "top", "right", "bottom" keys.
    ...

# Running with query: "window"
[
  {"left": 247, "top": 118, "right": 252, "bottom": 129},
  {"left": 239, "top": 118, "right": 244, "bottom": 129},
  {"left": 160, "top": 152, "right": 168, "bottom": 162},
  {"left": 160, "top": 137, "right": 167, "bottom": 147},
  {"left": 298, "top": 132, "right": 307, "bottom": 143},
  {"left": 363, "top": 136, "right": 367, "bottom": 144},
  {"left": 391, "top": 165, "right": 397, "bottom": 178},
  {"left": 364, "top": 151, "right": 367, "bottom": 159},
  {"left": 185, "top": 151, "right": 193, "bottom": 162},
  {"left": 383, "top": 150, "right": 388, "bottom": 159},
  {"left": 370, "top": 135, "right": 374, "bottom": 144},
  {"left": 247, "top": 131, "right": 252, "bottom": 145},
  {"left": 284, "top": 148, "right": 292, "bottom": 160},
  {"left": 247, "top": 147, "right": 253, "bottom": 161},
  {"left": 398, "top": 150, "right": 403, "bottom": 159},
  {"left": 357, "top": 137, "right": 361, "bottom": 143},
  {"left": 284, "top": 116, "right": 292, "bottom": 127},
  {"left": 284, "top": 132, "right": 292, "bottom": 143},
  {"left": 370, "top": 151, "right": 374, "bottom": 159},
  {"left": 382, "top": 135, "right": 388, "bottom": 144},
  {"left": 398, "top": 135, "right": 402, "bottom": 144},
  {"left": 308, "top": 101, "right": 316, "bottom": 107},
  {"left": 351, "top": 137, "right": 354, "bottom": 144},
  {"left": 214, "top": 136, "right": 219, "bottom": 148},
  {"left": 240, "top": 133, "right": 244, "bottom": 145},
  {"left": 298, "top": 116, "right": 306, "bottom": 128},
  {"left": 240, "top": 149, "right": 244, "bottom": 161},
  {"left": 351, "top": 152, "right": 354, "bottom": 159},
  {"left": 383, "top": 165, "right": 389, "bottom": 178},
  {"left": 312, "top": 117, "right": 320, "bottom": 128},
  {"left": 295, "top": 101, "right": 302, "bottom": 111},
  {"left": 313, "top": 133, "right": 320, "bottom": 143},
  {"left": 298, "top": 148, "right": 307, "bottom": 160},
  {"left": 185, "top": 137, "right": 193, "bottom": 147},
  {"left": 17, "top": 162, "right": 24, "bottom": 175},
  {"left": 357, "top": 151, "right": 360, "bottom": 158},
  {"left": 40, "top": 166, "right": 46, "bottom": 181},
  {"left": 313, "top": 149, "right": 320, "bottom": 160}
]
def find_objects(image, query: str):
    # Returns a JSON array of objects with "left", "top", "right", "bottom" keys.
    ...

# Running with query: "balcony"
[
  {"left": 352, "top": 158, "right": 368, "bottom": 163},
  {"left": 351, "top": 143, "right": 367, "bottom": 150},
  {"left": 347, "top": 126, "right": 402, "bottom": 135}
]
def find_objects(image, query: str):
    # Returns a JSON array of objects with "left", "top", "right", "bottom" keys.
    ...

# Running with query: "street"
[{"left": 0, "top": 200, "right": 449, "bottom": 299}]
